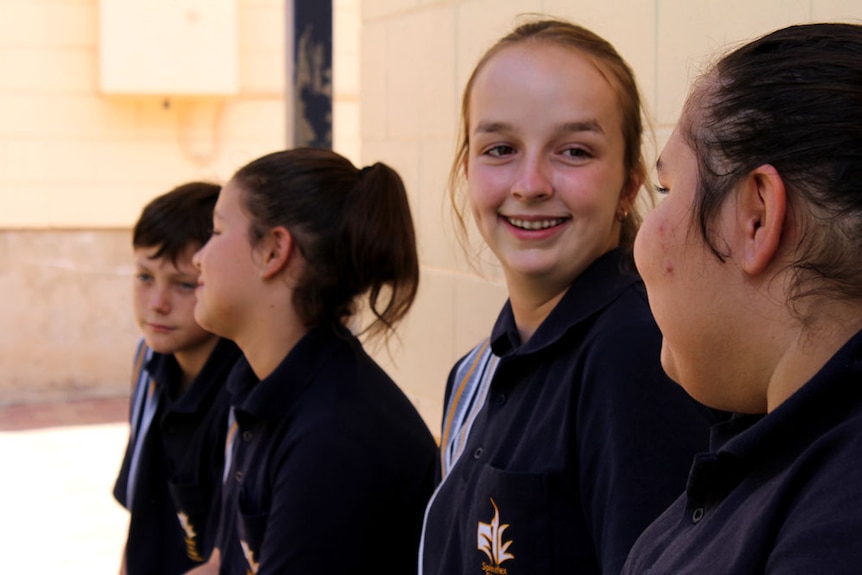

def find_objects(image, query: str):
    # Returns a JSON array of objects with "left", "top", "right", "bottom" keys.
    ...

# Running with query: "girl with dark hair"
[
  {"left": 623, "top": 22, "right": 862, "bottom": 574},
  {"left": 189, "top": 148, "right": 436, "bottom": 574}
]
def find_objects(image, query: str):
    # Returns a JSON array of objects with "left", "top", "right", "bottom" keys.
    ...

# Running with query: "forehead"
[
  {"left": 134, "top": 245, "right": 198, "bottom": 273},
  {"left": 468, "top": 42, "right": 622, "bottom": 131},
  {"left": 214, "top": 178, "right": 249, "bottom": 217},
  {"left": 657, "top": 126, "right": 700, "bottom": 177}
]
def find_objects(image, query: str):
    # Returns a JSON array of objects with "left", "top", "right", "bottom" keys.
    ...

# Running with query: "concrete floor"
[{"left": 0, "top": 398, "right": 129, "bottom": 573}]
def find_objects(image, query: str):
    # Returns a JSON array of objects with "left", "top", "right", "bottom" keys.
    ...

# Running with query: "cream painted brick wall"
[
  {"left": 455, "top": 0, "right": 543, "bottom": 91},
  {"left": 359, "top": 18, "right": 388, "bottom": 140},
  {"left": 389, "top": 8, "right": 457, "bottom": 139},
  {"left": 358, "top": 0, "right": 862, "bottom": 431},
  {"left": 812, "top": 0, "right": 862, "bottom": 20},
  {"left": 362, "top": 0, "right": 421, "bottom": 20},
  {"left": 334, "top": 0, "right": 362, "bottom": 165},
  {"left": 656, "top": 0, "right": 810, "bottom": 126},
  {"left": 0, "top": 0, "right": 286, "bottom": 229}
]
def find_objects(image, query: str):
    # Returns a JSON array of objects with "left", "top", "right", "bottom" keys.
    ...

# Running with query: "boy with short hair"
[{"left": 114, "top": 182, "right": 241, "bottom": 574}]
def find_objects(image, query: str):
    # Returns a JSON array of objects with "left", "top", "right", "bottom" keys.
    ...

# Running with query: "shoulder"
[{"left": 763, "top": 408, "right": 862, "bottom": 569}]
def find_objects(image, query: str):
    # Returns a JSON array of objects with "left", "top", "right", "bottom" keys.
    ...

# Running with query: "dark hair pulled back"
[
  {"left": 685, "top": 22, "right": 862, "bottom": 304},
  {"left": 233, "top": 147, "right": 419, "bottom": 340}
]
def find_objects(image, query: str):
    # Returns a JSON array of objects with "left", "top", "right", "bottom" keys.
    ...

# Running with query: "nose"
[
  {"left": 512, "top": 155, "right": 552, "bottom": 201},
  {"left": 150, "top": 285, "right": 171, "bottom": 314},
  {"left": 192, "top": 243, "right": 205, "bottom": 271}
]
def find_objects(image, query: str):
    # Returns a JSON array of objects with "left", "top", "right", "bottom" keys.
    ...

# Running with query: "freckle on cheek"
[{"left": 656, "top": 222, "right": 674, "bottom": 275}]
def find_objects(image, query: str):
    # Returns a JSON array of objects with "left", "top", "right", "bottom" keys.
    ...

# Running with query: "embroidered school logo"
[
  {"left": 477, "top": 498, "right": 515, "bottom": 574},
  {"left": 241, "top": 538, "right": 260, "bottom": 574},
  {"left": 177, "top": 511, "right": 204, "bottom": 562}
]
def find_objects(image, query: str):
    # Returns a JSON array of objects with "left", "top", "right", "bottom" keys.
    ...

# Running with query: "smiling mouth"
[{"left": 504, "top": 216, "right": 567, "bottom": 230}]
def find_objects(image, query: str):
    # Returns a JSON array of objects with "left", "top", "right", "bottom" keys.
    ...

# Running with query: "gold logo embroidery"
[
  {"left": 241, "top": 539, "right": 260, "bottom": 574},
  {"left": 177, "top": 511, "right": 204, "bottom": 562},
  {"left": 477, "top": 498, "right": 514, "bottom": 574}
]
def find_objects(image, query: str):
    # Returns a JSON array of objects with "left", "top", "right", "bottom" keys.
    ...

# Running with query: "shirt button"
[
  {"left": 692, "top": 507, "right": 704, "bottom": 523},
  {"left": 242, "top": 430, "right": 253, "bottom": 441},
  {"left": 235, "top": 471, "right": 243, "bottom": 482},
  {"left": 494, "top": 394, "right": 506, "bottom": 406},
  {"left": 473, "top": 447, "right": 483, "bottom": 459}
]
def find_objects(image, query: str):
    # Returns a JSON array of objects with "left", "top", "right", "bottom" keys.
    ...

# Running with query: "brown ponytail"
[{"left": 233, "top": 148, "right": 419, "bottom": 341}]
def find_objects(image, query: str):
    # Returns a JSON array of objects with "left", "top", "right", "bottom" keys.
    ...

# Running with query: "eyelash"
[
  {"left": 481, "top": 145, "right": 591, "bottom": 161},
  {"left": 563, "top": 147, "right": 590, "bottom": 159},
  {"left": 484, "top": 145, "right": 515, "bottom": 157},
  {"left": 653, "top": 185, "right": 670, "bottom": 195}
]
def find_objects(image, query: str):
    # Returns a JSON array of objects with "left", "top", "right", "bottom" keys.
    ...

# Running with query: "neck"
[
  {"left": 236, "top": 302, "right": 311, "bottom": 381},
  {"left": 766, "top": 303, "right": 862, "bottom": 411},
  {"left": 505, "top": 275, "right": 569, "bottom": 344}
]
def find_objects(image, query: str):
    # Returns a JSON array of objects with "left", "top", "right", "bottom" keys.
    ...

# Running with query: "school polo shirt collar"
[
  {"left": 489, "top": 248, "right": 640, "bottom": 358},
  {"left": 684, "top": 327, "right": 862, "bottom": 510},
  {"left": 147, "top": 338, "right": 239, "bottom": 414},
  {"left": 146, "top": 351, "right": 181, "bottom": 397},
  {"left": 227, "top": 325, "right": 351, "bottom": 422}
]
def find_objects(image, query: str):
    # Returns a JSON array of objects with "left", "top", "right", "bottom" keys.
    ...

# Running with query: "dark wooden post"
[{"left": 291, "top": 0, "right": 333, "bottom": 149}]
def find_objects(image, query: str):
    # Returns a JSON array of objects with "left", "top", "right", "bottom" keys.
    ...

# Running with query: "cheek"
[
  {"left": 655, "top": 220, "right": 676, "bottom": 276},
  {"left": 638, "top": 206, "right": 682, "bottom": 278},
  {"left": 466, "top": 180, "right": 496, "bottom": 234},
  {"left": 467, "top": 160, "right": 509, "bottom": 203},
  {"left": 131, "top": 286, "right": 147, "bottom": 317},
  {"left": 193, "top": 290, "right": 216, "bottom": 333}
]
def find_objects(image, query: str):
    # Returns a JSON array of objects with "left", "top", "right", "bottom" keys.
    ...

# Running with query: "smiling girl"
[{"left": 418, "top": 18, "right": 719, "bottom": 575}]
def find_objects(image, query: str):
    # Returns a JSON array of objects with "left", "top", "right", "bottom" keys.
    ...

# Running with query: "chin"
[
  {"left": 193, "top": 307, "right": 212, "bottom": 334},
  {"left": 142, "top": 336, "right": 181, "bottom": 355},
  {"left": 659, "top": 344, "right": 681, "bottom": 383}
]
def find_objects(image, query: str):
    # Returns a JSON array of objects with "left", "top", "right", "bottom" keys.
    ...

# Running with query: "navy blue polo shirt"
[
  {"left": 420, "top": 249, "right": 720, "bottom": 575},
  {"left": 114, "top": 337, "right": 241, "bottom": 575},
  {"left": 214, "top": 324, "right": 437, "bottom": 575},
  {"left": 622, "top": 329, "right": 862, "bottom": 574}
]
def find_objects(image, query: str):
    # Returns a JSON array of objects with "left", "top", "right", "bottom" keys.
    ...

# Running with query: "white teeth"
[{"left": 506, "top": 217, "right": 564, "bottom": 230}]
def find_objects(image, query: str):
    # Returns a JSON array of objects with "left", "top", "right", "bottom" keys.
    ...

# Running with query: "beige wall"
[
  {"left": 3, "top": 0, "right": 861, "bottom": 432},
  {"left": 0, "top": 0, "right": 288, "bottom": 229}
]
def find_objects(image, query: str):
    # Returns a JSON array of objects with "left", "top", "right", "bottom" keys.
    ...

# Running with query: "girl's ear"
[
  {"left": 258, "top": 226, "right": 294, "bottom": 280},
  {"left": 738, "top": 164, "right": 787, "bottom": 276}
]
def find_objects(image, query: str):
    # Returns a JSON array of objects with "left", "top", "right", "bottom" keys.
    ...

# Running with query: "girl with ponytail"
[{"left": 190, "top": 147, "right": 436, "bottom": 575}]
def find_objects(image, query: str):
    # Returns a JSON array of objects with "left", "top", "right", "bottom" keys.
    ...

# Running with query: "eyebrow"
[{"left": 472, "top": 119, "right": 604, "bottom": 136}]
